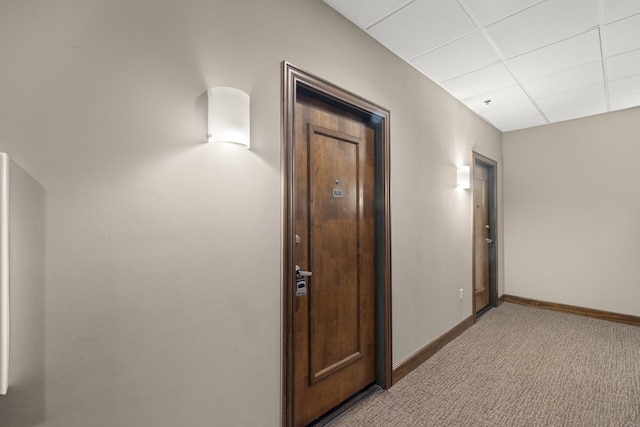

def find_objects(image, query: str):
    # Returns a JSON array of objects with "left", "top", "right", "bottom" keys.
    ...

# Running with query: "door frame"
[
  {"left": 282, "top": 62, "right": 392, "bottom": 426},
  {"left": 471, "top": 152, "right": 498, "bottom": 321}
]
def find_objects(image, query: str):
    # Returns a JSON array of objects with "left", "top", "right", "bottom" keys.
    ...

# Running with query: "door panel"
[
  {"left": 474, "top": 163, "right": 489, "bottom": 312},
  {"left": 309, "top": 127, "right": 361, "bottom": 384},
  {"left": 293, "top": 97, "right": 375, "bottom": 426}
]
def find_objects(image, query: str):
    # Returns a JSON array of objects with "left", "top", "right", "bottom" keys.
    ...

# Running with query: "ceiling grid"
[
  {"left": 323, "top": 0, "right": 640, "bottom": 131},
  {"left": 597, "top": 1, "right": 612, "bottom": 111}
]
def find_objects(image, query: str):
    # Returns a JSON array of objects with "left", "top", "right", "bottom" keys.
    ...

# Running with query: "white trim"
[{"left": 0, "top": 153, "right": 9, "bottom": 395}]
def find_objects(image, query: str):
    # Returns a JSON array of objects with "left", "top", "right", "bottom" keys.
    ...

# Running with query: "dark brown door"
[
  {"left": 473, "top": 162, "right": 490, "bottom": 312},
  {"left": 292, "top": 94, "right": 376, "bottom": 426}
]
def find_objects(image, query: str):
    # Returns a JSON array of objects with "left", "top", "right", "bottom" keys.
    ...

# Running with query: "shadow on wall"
[{"left": 0, "top": 159, "right": 46, "bottom": 426}]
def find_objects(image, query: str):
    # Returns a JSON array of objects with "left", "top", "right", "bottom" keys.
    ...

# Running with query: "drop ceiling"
[{"left": 323, "top": 0, "right": 640, "bottom": 132}]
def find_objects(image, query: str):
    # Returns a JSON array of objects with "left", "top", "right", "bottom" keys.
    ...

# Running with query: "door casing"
[
  {"left": 282, "top": 62, "right": 392, "bottom": 426},
  {"left": 471, "top": 152, "right": 498, "bottom": 320}
]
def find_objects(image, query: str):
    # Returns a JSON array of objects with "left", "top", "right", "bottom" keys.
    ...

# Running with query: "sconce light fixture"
[
  {"left": 457, "top": 165, "right": 470, "bottom": 189},
  {"left": 207, "top": 87, "right": 250, "bottom": 148}
]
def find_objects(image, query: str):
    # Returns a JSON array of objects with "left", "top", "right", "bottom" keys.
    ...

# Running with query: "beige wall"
[
  {"left": 0, "top": 0, "right": 502, "bottom": 425},
  {"left": 504, "top": 107, "right": 640, "bottom": 317}
]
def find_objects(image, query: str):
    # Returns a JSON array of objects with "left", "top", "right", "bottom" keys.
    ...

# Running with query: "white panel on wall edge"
[{"left": 0, "top": 153, "right": 8, "bottom": 395}]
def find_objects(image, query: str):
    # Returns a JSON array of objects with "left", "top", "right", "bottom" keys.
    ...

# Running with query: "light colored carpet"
[{"left": 330, "top": 303, "right": 640, "bottom": 426}]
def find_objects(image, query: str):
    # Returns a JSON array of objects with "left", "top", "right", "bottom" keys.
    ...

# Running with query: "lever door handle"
[
  {"left": 295, "top": 265, "right": 312, "bottom": 277},
  {"left": 485, "top": 238, "right": 493, "bottom": 244}
]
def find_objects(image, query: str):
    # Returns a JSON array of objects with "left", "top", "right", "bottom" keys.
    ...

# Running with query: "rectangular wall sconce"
[
  {"left": 207, "top": 87, "right": 250, "bottom": 149},
  {"left": 457, "top": 165, "right": 470, "bottom": 189},
  {"left": 0, "top": 153, "right": 8, "bottom": 395}
]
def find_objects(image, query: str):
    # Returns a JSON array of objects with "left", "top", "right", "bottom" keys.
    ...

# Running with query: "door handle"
[
  {"left": 295, "top": 265, "right": 312, "bottom": 297},
  {"left": 295, "top": 265, "right": 312, "bottom": 277},
  {"left": 485, "top": 238, "right": 493, "bottom": 244}
]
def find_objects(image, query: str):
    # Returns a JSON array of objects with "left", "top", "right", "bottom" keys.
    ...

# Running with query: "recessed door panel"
[{"left": 308, "top": 128, "right": 362, "bottom": 384}]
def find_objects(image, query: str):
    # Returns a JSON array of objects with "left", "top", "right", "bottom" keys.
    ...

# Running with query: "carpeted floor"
[{"left": 330, "top": 303, "right": 640, "bottom": 426}]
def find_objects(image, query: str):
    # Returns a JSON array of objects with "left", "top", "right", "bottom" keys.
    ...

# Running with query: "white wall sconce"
[
  {"left": 207, "top": 87, "right": 250, "bottom": 149},
  {"left": 457, "top": 165, "right": 470, "bottom": 189}
]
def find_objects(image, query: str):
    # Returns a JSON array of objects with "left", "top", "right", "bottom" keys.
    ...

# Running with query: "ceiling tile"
[
  {"left": 485, "top": 0, "right": 599, "bottom": 58},
  {"left": 468, "top": 87, "right": 547, "bottom": 131},
  {"left": 367, "top": 0, "right": 476, "bottom": 60},
  {"left": 442, "top": 62, "right": 517, "bottom": 100},
  {"left": 544, "top": 100, "right": 607, "bottom": 123},
  {"left": 535, "top": 84, "right": 605, "bottom": 112},
  {"left": 507, "top": 30, "right": 602, "bottom": 82},
  {"left": 411, "top": 31, "right": 500, "bottom": 82},
  {"left": 607, "top": 48, "right": 640, "bottom": 80},
  {"left": 322, "top": 0, "right": 412, "bottom": 29},
  {"left": 464, "top": 85, "right": 540, "bottom": 116},
  {"left": 489, "top": 113, "right": 547, "bottom": 132},
  {"left": 608, "top": 74, "right": 640, "bottom": 98},
  {"left": 601, "top": 0, "right": 640, "bottom": 24},
  {"left": 523, "top": 61, "right": 604, "bottom": 99},
  {"left": 610, "top": 93, "right": 640, "bottom": 111},
  {"left": 604, "top": 14, "right": 640, "bottom": 57},
  {"left": 461, "top": 0, "right": 544, "bottom": 26}
]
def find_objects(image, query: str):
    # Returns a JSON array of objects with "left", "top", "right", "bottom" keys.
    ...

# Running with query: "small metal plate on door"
[
  {"left": 332, "top": 189, "right": 344, "bottom": 198},
  {"left": 296, "top": 278, "right": 307, "bottom": 296}
]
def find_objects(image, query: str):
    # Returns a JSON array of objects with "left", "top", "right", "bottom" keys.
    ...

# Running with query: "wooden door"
[
  {"left": 292, "top": 94, "right": 376, "bottom": 426},
  {"left": 473, "top": 162, "right": 490, "bottom": 312}
]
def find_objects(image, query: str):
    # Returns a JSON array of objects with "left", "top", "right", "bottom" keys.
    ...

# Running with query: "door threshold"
[
  {"left": 307, "top": 384, "right": 380, "bottom": 426},
  {"left": 476, "top": 305, "right": 492, "bottom": 318}
]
